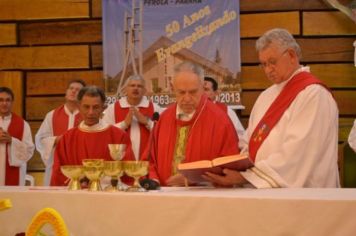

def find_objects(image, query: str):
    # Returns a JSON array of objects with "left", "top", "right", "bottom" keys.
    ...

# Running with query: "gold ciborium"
[
  {"left": 108, "top": 144, "right": 127, "bottom": 190},
  {"left": 123, "top": 161, "right": 149, "bottom": 192},
  {"left": 103, "top": 161, "right": 123, "bottom": 192},
  {"left": 82, "top": 159, "right": 104, "bottom": 191},
  {"left": 60, "top": 165, "right": 84, "bottom": 190}
]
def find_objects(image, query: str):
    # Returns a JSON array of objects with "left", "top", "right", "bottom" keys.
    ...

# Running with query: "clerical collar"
[
  {"left": 119, "top": 96, "right": 149, "bottom": 108},
  {"left": 0, "top": 113, "right": 11, "bottom": 121},
  {"left": 277, "top": 66, "right": 310, "bottom": 89},
  {"left": 79, "top": 119, "right": 109, "bottom": 132},
  {"left": 64, "top": 104, "right": 79, "bottom": 116},
  {"left": 176, "top": 106, "right": 195, "bottom": 121}
]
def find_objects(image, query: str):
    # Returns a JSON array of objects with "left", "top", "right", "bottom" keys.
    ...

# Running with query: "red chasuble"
[
  {"left": 114, "top": 101, "right": 154, "bottom": 159},
  {"left": 50, "top": 125, "right": 134, "bottom": 186},
  {"left": 52, "top": 105, "right": 82, "bottom": 136},
  {"left": 215, "top": 101, "right": 228, "bottom": 113},
  {"left": 147, "top": 95, "right": 240, "bottom": 186},
  {"left": 5, "top": 113, "right": 24, "bottom": 185},
  {"left": 249, "top": 71, "right": 331, "bottom": 162}
]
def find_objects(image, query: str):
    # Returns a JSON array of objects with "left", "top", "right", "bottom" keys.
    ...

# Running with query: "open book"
[{"left": 177, "top": 154, "right": 253, "bottom": 184}]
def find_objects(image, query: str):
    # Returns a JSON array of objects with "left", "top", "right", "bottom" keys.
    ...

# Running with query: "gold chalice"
[
  {"left": 60, "top": 165, "right": 84, "bottom": 190},
  {"left": 108, "top": 144, "right": 126, "bottom": 160},
  {"left": 82, "top": 159, "right": 104, "bottom": 191},
  {"left": 108, "top": 144, "right": 127, "bottom": 190},
  {"left": 123, "top": 161, "right": 149, "bottom": 192},
  {"left": 103, "top": 161, "right": 123, "bottom": 192}
]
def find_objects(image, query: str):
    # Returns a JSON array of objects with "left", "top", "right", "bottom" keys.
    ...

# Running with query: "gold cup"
[
  {"left": 108, "top": 144, "right": 127, "bottom": 190},
  {"left": 108, "top": 144, "right": 126, "bottom": 161},
  {"left": 103, "top": 161, "right": 124, "bottom": 192},
  {"left": 123, "top": 161, "right": 149, "bottom": 192},
  {"left": 82, "top": 159, "right": 104, "bottom": 191},
  {"left": 60, "top": 165, "right": 84, "bottom": 190}
]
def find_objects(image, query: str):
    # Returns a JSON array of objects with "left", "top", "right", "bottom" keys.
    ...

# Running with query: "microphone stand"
[{"left": 140, "top": 112, "right": 160, "bottom": 190}]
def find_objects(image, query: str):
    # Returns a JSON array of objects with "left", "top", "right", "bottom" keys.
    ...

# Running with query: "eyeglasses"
[{"left": 259, "top": 49, "right": 288, "bottom": 69}]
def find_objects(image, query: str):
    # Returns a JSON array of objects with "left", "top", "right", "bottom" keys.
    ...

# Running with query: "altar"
[{"left": 1, "top": 187, "right": 356, "bottom": 236}]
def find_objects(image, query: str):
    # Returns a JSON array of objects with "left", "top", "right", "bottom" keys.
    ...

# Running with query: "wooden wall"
[{"left": 0, "top": 0, "right": 355, "bottom": 181}]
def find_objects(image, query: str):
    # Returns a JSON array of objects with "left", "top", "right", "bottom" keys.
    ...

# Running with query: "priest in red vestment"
[
  {"left": 0, "top": 87, "right": 34, "bottom": 186},
  {"left": 35, "top": 79, "right": 86, "bottom": 186},
  {"left": 103, "top": 75, "right": 162, "bottom": 161},
  {"left": 146, "top": 62, "right": 240, "bottom": 186},
  {"left": 51, "top": 86, "right": 134, "bottom": 186}
]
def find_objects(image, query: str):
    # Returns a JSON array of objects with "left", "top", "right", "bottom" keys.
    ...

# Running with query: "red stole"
[
  {"left": 5, "top": 113, "right": 24, "bottom": 185},
  {"left": 215, "top": 101, "right": 228, "bottom": 113},
  {"left": 149, "top": 95, "right": 240, "bottom": 185},
  {"left": 52, "top": 105, "right": 82, "bottom": 136},
  {"left": 114, "top": 100, "right": 154, "bottom": 159},
  {"left": 249, "top": 72, "right": 330, "bottom": 162}
]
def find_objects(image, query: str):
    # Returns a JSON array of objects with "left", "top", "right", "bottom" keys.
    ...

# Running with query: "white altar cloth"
[{"left": 1, "top": 186, "right": 356, "bottom": 236}]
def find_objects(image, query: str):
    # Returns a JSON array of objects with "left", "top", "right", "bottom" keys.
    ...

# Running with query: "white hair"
[
  {"left": 123, "top": 74, "right": 145, "bottom": 88},
  {"left": 256, "top": 28, "right": 302, "bottom": 60},
  {"left": 173, "top": 61, "right": 204, "bottom": 84}
]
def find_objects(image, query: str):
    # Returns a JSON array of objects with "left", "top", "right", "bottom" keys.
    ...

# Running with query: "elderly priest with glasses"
[{"left": 203, "top": 28, "right": 340, "bottom": 188}]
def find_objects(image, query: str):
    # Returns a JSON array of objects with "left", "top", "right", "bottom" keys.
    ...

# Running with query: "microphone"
[
  {"left": 152, "top": 112, "right": 160, "bottom": 122},
  {"left": 140, "top": 178, "right": 160, "bottom": 190},
  {"left": 146, "top": 111, "right": 159, "bottom": 162},
  {"left": 140, "top": 111, "right": 160, "bottom": 190}
]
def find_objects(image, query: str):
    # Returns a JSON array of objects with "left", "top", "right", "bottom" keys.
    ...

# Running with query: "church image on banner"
[
  {"left": 106, "top": 36, "right": 238, "bottom": 106},
  {"left": 103, "top": 0, "right": 242, "bottom": 107}
]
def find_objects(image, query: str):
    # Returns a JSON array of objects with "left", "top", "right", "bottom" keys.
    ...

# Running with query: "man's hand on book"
[
  {"left": 202, "top": 169, "right": 248, "bottom": 187},
  {"left": 166, "top": 173, "right": 189, "bottom": 187}
]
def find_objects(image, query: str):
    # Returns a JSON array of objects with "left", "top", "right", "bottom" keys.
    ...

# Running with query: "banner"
[{"left": 103, "top": 0, "right": 242, "bottom": 107}]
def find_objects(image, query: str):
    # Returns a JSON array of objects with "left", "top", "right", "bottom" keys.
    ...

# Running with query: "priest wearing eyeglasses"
[{"left": 204, "top": 28, "right": 340, "bottom": 188}]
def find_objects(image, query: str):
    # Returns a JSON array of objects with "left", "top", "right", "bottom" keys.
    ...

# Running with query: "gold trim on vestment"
[
  {"left": 172, "top": 126, "right": 190, "bottom": 175},
  {"left": 251, "top": 167, "right": 280, "bottom": 188}
]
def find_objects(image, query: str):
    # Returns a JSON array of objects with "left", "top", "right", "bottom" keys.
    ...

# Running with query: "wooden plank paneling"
[
  {"left": 19, "top": 20, "right": 102, "bottom": 45},
  {"left": 240, "top": 0, "right": 330, "bottom": 12},
  {"left": 27, "top": 70, "right": 104, "bottom": 95},
  {"left": 0, "top": 71, "right": 23, "bottom": 116},
  {"left": 26, "top": 97, "right": 64, "bottom": 120},
  {"left": 91, "top": 45, "right": 103, "bottom": 68},
  {"left": 241, "top": 66, "right": 272, "bottom": 90},
  {"left": 300, "top": 38, "right": 355, "bottom": 63},
  {"left": 0, "top": 0, "right": 89, "bottom": 20},
  {"left": 240, "top": 117, "right": 249, "bottom": 130},
  {"left": 28, "top": 121, "right": 45, "bottom": 172},
  {"left": 304, "top": 12, "right": 356, "bottom": 36},
  {"left": 0, "top": 24, "right": 16, "bottom": 45},
  {"left": 0, "top": 45, "right": 89, "bottom": 69},
  {"left": 242, "top": 64, "right": 356, "bottom": 90},
  {"left": 241, "top": 12, "right": 300, "bottom": 38},
  {"left": 29, "top": 121, "right": 41, "bottom": 140},
  {"left": 92, "top": 0, "right": 102, "bottom": 18},
  {"left": 241, "top": 39, "right": 258, "bottom": 63},
  {"left": 310, "top": 64, "right": 356, "bottom": 88},
  {"left": 241, "top": 91, "right": 260, "bottom": 116},
  {"left": 339, "top": 118, "right": 355, "bottom": 142},
  {"left": 334, "top": 91, "right": 356, "bottom": 116},
  {"left": 241, "top": 90, "right": 356, "bottom": 116},
  {"left": 241, "top": 38, "right": 355, "bottom": 63}
]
